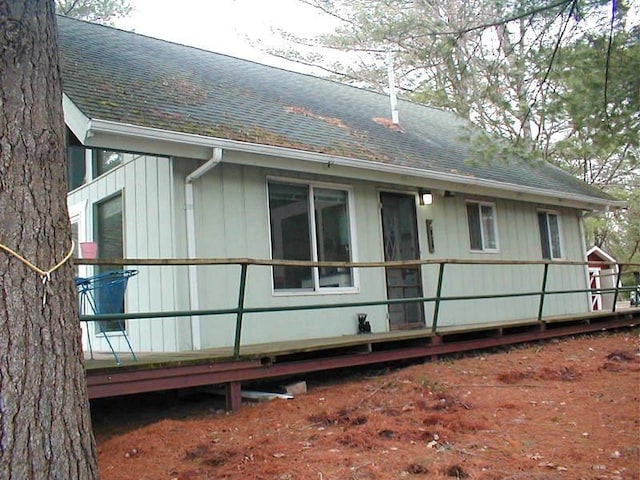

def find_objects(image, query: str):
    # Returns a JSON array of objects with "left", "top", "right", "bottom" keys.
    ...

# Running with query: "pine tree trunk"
[{"left": 0, "top": 1, "right": 99, "bottom": 478}]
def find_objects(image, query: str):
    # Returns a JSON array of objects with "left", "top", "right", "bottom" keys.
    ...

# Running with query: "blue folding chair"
[{"left": 76, "top": 269, "right": 138, "bottom": 365}]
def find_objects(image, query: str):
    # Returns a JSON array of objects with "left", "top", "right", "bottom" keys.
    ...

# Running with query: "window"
[
  {"left": 538, "top": 211, "right": 562, "bottom": 259},
  {"left": 94, "top": 149, "right": 123, "bottom": 177},
  {"left": 66, "top": 145, "right": 123, "bottom": 190},
  {"left": 67, "top": 144, "right": 87, "bottom": 191},
  {"left": 95, "top": 193, "right": 125, "bottom": 333},
  {"left": 466, "top": 201, "right": 498, "bottom": 251},
  {"left": 425, "top": 219, "right": 435, "bottom": 254},
  {"left": 268, "top": 181, "right": 354, "bottom": 291}
]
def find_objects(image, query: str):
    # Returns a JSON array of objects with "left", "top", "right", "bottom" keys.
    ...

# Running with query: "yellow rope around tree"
[{"left": 0, "top": 241, "right": 75, "bottom": 305}]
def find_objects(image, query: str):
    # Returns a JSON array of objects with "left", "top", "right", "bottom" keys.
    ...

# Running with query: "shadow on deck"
[{"left": 85, "top": 308, "right": 639, "bottom": 411}]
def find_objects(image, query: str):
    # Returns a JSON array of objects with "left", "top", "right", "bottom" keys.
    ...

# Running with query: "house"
[
  {"left": 58, "top": 16, "right": 622, "bottom": 354},
  {"left": 586, "top": 246, "right": 619, "bottom": 310}
]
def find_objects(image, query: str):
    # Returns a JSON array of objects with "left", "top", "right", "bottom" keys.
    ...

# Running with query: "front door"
[{"left": 380, "top": 192, "right": 425, "bottom": 330}]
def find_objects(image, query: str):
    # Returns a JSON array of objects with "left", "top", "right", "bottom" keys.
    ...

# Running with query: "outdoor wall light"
[{"left": 419, "top": 190, "right": 433, "bottom": 205}]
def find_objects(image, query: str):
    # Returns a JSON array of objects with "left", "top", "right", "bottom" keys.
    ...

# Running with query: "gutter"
[
  {"left": 82, "top": 118, "right": 625, "bottom": 210},
  {"left": 185, "top": 147, "right": 223, "bottom": 350}
]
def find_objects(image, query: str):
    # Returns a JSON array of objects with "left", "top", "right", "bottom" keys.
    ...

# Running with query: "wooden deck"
[
  {"left": 84, "top": 328, "right": 435, "bottom": 370},
  {"left": 85, "top": 308, "right": 639, "bottom": 411}
]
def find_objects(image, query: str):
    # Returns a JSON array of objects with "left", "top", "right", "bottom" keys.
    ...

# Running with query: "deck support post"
[
  {"left": 431, "top": 262, "right": 446, "bottom": 333},
  {"left": 537, "top": 263, "right": 550, "bottom": 322},
  {"left": 428, "top": 335, "right": 442, "bottom": 362},
  {"left": 225, "top": 381, "right": 242, "bottom": 412},
  {"left": 611, "top": 266, "right": 624, "bottom": 313},
  {"left": 233, "top": 263, "right": 249, "bottom": 359}
]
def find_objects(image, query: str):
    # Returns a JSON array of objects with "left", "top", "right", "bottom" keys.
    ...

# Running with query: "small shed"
[{"left": 586, "top": 246, "right": 618, "bottom": 310}]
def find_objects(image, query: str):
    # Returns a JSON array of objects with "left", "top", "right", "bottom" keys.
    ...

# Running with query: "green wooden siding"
[
  {"left": 68, "top": 153, "right": 182, "bottom": 353},
  {"left": 70, "top": 150, "right": 592, "bottom": 353}
]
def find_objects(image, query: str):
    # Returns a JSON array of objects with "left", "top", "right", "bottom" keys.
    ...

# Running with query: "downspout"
[{"left": 185, "top": 147, "right": 223, "bottom": 349}]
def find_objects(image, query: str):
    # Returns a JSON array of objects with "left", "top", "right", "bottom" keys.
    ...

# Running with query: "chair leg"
[
  {"left": 79, "top": 293, "right": 95, "bottom": 360},
  {"left": 118, "top": 320, "right": 137, "bottom": 361},
  {"left": 97, "top": 321, "right": 122, "bottom": 366},
  {"left": 86, "top": 325, "right": 94, "bottom": 360}
]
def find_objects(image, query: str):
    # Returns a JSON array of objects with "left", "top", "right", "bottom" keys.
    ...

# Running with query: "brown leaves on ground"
[
  {"left": 497, "top": 365, "right": 583, "bottom": 383},
  {"left": 94, "top": 331, "right": 639, "bottom": 480}
]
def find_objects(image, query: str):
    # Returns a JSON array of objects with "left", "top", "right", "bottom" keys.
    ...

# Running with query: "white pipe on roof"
[
  {"left": 387, "top": 51, "right": 399, "bottom": 124},
  {"left": 185, "top": 147, "right": 223, "bottom": 350}
]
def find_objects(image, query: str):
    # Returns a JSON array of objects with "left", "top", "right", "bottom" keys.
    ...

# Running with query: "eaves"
[{"left": 64, "top": 95, "right": 625, "bottom": 212}]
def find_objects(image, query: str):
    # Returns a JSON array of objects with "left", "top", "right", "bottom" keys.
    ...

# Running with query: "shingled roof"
[{"left": 57, "top": 15, "right": 613, "bottom": 204}]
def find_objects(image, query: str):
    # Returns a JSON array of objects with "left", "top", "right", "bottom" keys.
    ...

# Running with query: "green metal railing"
[{"left": 76, "top": 257, "right": 640, "bottom": 359}]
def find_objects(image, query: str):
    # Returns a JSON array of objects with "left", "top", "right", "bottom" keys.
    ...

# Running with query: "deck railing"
[{"left": 76, "top": 257, "right": 640, "bottom": 359}]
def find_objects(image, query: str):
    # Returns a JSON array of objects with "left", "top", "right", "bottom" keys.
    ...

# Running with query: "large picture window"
[
  {"left": 538, "top": 211, "right": 562, "bottom": 259},
  {"left": 466, "top": 201, "right": 498, "bottom": 251},
  {"left": 268, "top": 181, "right": 354, "bottom": 291}
]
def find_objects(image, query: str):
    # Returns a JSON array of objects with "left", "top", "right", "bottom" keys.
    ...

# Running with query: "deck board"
[{"left": 84, "top": 328, "right": 435, "bottom": 371}]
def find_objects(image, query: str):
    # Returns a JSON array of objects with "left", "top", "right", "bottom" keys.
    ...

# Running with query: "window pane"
[
  {"left": 480, "top": 205, "right": 497, "bottom": 249},
  {"left": 314, "top": 188, "right": 353, "bottom": 288},
  {"left": 538, "top": 212, "right": 551, "bottom": 259},
  {"left": 268, "top": 182, "right": 313, "bottom": 290},
  {"left": 425, "top": 219, "right": 435, "bottom": 253},
  {"left": 95, "top": 149, "right": 122, "bottom": 177},
  {"left": 466, "top": 203, "right": 482, "bottom": 250},
  {"left": 95, "top": 194, "right": 124, "bottom": 333},
  {"left": 548, "top": 214, "right": 562, "bottom": 258},
  {"left": 67, "top": 145, "right": 87, "bottom": 191}
]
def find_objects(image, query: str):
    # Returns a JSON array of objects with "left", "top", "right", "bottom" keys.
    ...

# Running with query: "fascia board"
[
  {"left": 84, "top": 118, "right": 625, "bottom": 210},
  {"left": 62, "top": 94, "right": 91, "bottom": 143}
]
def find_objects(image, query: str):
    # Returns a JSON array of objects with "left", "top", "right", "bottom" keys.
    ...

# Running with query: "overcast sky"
[
  {"left": 114, "top": 0, "right": 338, "bottom": 72},
  {"left": 113, "top": 0, "right": 640, "bottom": 76}
]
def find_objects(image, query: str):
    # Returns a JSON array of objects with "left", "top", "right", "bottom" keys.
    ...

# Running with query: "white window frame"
[
  {"left": 465, "top": 200, "right": 499, "bottom": 253},
  {"left": 93, "top": 192, "right": 127, "bottom": 336},
  {"left": 68, "top": 201, "right": 93, "bottom": 351},
  {"left": 267, "top": 177, "right": 359, "bottom": 295},
  {"left": 538, "top": 210, "right": 563, "bottom": 260},
  {"left": 68, "top": 201, "right": 88, "bottom": 277}
]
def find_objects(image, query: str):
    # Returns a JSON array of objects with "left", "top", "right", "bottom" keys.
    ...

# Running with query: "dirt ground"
[{"left": 93, "top": 330, "right": 639, "bottom": 480}]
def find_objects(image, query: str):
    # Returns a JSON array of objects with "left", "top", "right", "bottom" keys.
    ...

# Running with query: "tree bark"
[{"left": 0, "top": 1, "right": 99, "bottom": 478}]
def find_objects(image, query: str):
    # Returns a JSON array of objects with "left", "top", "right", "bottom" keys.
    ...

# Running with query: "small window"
[
  {"left": 268, "top": 180, "right": 354, "bottom": 292},
  {"left": 538, "top": 211, "right": 562, "bottom": 259},
  {"left": 94, "top": 149, "right": 123, "bottom": 177},
  {"left": 425, "top": 219, "right": 435, "bottom": 254},
  {"left": 466, "top": 201, "right": 498, "bottom": 251},
  {"left": 67, "top": 145, "right": 87, "bottom": 191}
]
